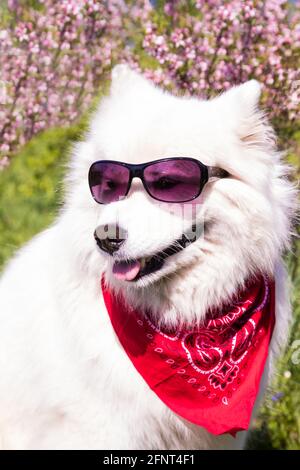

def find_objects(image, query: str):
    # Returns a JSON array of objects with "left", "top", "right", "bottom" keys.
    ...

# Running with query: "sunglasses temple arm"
[{"left": 208, "top": 167, "right": 229, "bottom": 179}]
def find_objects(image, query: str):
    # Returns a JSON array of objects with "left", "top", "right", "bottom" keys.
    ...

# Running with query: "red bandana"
[{"left": 101, "top": 275, "right": 275, "bottom": 436}]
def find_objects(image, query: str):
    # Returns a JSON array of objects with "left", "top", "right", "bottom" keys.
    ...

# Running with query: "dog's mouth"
[{"left": 111, "top": 233, "right": 197, "bottom": 282}]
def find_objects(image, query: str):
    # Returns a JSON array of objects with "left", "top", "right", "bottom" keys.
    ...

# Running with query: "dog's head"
[{"left": 64, "top": 65, "right": 295, "bottom": 326}]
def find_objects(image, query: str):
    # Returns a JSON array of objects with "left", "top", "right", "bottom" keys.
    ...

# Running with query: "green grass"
[
  {"left": 0, "top": 125, "right": 82, "bottom": 269},
  {"left": 0, "top": 122, "right": 299, "bottom": 449}
]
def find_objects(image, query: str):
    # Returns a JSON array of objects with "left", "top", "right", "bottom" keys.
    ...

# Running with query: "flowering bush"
[
  {"left": 0, "top": 0, "right": 299, "bottom": 169},
  {"left": 138, "top": 1, "right": 300, "bottom": 119},
  {"left": 0, "top": 0, "right": 147, "bottom": 167}
]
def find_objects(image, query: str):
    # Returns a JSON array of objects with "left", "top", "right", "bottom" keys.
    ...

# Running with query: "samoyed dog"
[{"left": 0, "top": 65, "right": 296, "bottom": 450}]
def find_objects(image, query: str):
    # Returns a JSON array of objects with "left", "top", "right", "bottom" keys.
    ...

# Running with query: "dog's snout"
[{"left": 94, "top": 224, "right": 127, "bottom": 255}]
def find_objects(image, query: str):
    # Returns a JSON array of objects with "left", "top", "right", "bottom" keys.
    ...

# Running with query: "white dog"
[{"left": 0, "top": 65, "right": 296, "bottom": 449}]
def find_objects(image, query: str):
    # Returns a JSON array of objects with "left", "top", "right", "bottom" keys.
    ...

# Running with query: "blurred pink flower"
[{"left": 0, "top": 0, "right": 299, "bottom": 164}]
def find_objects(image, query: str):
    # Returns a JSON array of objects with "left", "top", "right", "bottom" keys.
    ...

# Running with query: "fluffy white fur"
[{"left": 0, "top": 65, "right": 296, "bottom": 449}]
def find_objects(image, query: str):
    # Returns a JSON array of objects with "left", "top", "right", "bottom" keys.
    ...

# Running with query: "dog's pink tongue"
[{"left": 112, "top": 259, "right": 141, "bottom": 281}]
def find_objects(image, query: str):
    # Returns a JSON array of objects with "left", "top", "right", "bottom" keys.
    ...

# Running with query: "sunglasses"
[{"left": 88, "top": 157, "right": 229, "bottom": 204}]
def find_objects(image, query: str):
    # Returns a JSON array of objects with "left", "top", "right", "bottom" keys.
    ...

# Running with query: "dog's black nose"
[{"left": 94, "top": 224, "right": 127, "bottom": 255}]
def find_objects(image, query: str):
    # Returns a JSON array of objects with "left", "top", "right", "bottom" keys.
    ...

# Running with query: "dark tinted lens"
[
  {"left": 143, "top": 159, "right": 202, "bottom": 202},
  {"left": 89, "top": 162, "right": 130, "bottom": 204}
]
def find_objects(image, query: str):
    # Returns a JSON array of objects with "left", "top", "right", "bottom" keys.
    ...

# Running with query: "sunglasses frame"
[{"left": 88, "top": 157, "right": 229, "bottom": 204}]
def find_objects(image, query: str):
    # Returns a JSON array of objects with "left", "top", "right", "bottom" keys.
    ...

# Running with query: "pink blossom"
[{"left": 1, "top": 0, "right": 299, "bottom": 166}]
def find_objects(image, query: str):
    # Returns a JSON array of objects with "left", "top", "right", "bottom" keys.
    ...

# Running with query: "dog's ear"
[
  {"left": 220, "top": 79, "right": 262, "bottom": 112},
  {"left": 216, "top": 80, "right": 275, "bottom": 149},
  {"left": 110, "top": 64, "right": 154, "bottom": 96}
]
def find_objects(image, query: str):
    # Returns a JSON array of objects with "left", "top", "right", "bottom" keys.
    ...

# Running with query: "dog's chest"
[{"left": 55, "top": 297, "right": 238, "bottom": 449}]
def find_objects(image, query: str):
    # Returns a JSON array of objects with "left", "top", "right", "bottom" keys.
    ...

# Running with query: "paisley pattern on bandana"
[{"left": 101, "top": 275, "right": 275, "bottom": 436}]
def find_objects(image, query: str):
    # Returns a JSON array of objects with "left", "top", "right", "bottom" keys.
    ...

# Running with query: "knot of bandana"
[{"left": 101, "top": 275, "right": 275, "bottom": 436}]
